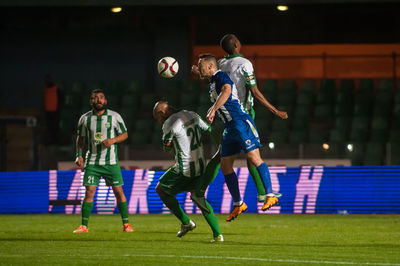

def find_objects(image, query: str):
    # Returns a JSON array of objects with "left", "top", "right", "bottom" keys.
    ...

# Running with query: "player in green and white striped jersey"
[
  {"left": 73, "top": 89, "right": 133, "bottom": 233},
  {"left": 153, "top": 101, "right": 223, "bottom": 242}
]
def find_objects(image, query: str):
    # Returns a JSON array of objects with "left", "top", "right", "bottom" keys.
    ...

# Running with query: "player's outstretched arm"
[
  {"left": 249, "top": 85, "right": 288, "bottom": 119},
  {"left": 207, "top": 84, "right": 232, "bottom": 124},
  {"left": 103, "top": 132, "right": 128, "bottom": 147}
]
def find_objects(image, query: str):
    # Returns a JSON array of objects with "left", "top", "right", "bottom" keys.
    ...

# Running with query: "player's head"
[
  {"left": 198, "top": 54, "right": 218, "bottom": 79},
  {"left": 90, "top": 89, "right": 107, "bottom": 111},
  {"left": 153, "top": 101, "right": 176, "bottom": 124},
  {"left": 220, "top": 34, "right": 241, "bottom": 55}
]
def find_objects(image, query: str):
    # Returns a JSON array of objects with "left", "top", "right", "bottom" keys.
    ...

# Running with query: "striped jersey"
[
  {"left": 77, "top": 109, "right": 127, "bottom": 166},
  {"left": 218, "top": 54, "right": 257, "bottom": 111},
  {"left": 209, "top": 70, "right": 249, "bottom": 124},
  {"left": 162, "top": 110, "right": 210, "bottom": 178}
]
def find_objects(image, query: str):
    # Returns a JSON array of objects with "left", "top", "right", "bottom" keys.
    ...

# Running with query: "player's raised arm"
[
  {"left": 206, "top": 84, "right": 231, "bottom": 124},
  {"left": 249, "top": 85, "right": 288, "bottom": 119}
]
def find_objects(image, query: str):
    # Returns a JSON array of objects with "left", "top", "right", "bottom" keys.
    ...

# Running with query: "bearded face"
[{"left": 90, "top": 93, "right": 107, "bottom": 111}]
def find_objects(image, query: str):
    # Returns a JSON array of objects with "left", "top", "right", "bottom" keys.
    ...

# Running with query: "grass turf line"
[{"left": 0, "top": 214, "right": 399, "bottom": 265}]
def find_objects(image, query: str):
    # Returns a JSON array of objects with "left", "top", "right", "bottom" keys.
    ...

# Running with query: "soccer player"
[
  {"left": 197, "top": 54, "right": 282, "bottom": 221},
  {"left": 153, "top": 101, "right": 223, "bottom": 242},
  {"left": 73, "top": 89, "right": 133, "bottom": 233}
]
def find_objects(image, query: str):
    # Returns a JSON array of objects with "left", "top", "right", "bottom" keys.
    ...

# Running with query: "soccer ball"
[{"left": 157, "top": 57, "right": 179, "bottom": 78}]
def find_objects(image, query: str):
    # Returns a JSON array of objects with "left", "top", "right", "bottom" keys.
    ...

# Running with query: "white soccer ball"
[{"left": 157, "top": 57, "right": 179, "bottom": 78}]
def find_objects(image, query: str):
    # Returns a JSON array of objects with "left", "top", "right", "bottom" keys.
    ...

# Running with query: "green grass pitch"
[{"left": 0, "top": 214, "right": 399, "bottom": 265}]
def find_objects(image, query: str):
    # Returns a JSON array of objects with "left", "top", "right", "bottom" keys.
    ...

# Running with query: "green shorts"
[
  {"left": 159, "top": 168, "right": 203, "bottom": 196},
  {"left": 83, "top": 164, "right": 124, "bottom": 187}
]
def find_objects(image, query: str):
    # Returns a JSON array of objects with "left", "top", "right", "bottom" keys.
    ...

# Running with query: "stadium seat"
[
  {"left": 314, "top": 104, "right": 333, "bottom": 119},
  {"left": 262, "top": 79, "right": 278, "bottom": 95},
  {"left": 392, "top": 104, "right": 400, "bottom": 117},
  {"left": 345, "top": 143, "right": 365, "bottom": 166},
  {"left": 289, "top": 130, "right": 307, "bottom": 144},
  {"left": 196, "top": 105, "right": 209, "bottom": 119},
  {"left": 70, "top": 81, "right": 86, "bottom": 94},
  {"left": 364, "top": 142, "right": 385, "bottom": 165},
  {"left": 329, "top": 129, "right": 347, "bottom": 143},
  {"left": 358, "top": 79, "right": 374, "bottom": 94},
  {"left": 134, "top": 119, "right": 153, "bottom": 132},
  {"left": 390, "top": 117, "right": 400, "bottom": 130},
  {"left": 294, "top": 104, "right": 313, "bottom": 119},
  {"left": 184, "top": 82, "right": 202, "bottom": 92},
  {"left": 271, "top": 118, "right": 290, "bottom": 131},
  {"left": 349, "top": 128, "right": 368, "bottom": 142},
  {"left": 370, "top": 116, "right": 389, "bottom": 142},
  {"left": 106, "top": 94, "right": 120, "bottom": 109},
  {"left": 334, "top": 104, "right": 352, "bottom": 116},
  {"left": 89, "top": 81, "right": 106, "bottom": 91},
  {"left": 339, "top": 79, "right": 355, "bottom": 92},
  {"left": 321, "top": 79, "right": 336, "bottom": 91},
  {"left": 351, "top": 116, "right": 369, "bottom": 131},
  {"left": 378, "top": 78, "right": 394, "bottom": 91},
  {"left": 180, "top": 93, "right": 198, "bottom": 109},
  {"left": 335, "top": 116, "right": 352, "bottom": 132},
  {"left": 292, "top": 117, "right": 309, "bottom": 130},
  {"left": 62, "top": 92, "right": 81, "bottom": 109},
  {"left": 389, "top": 143, "right": 400, "bottom": 165},
  {"left": 129, "top": 132, "right": 150, "bottom": 148},
  {"left": 280, "top": 80, "right": 297, "bottom": 94},
  {"left": 277, "top": 92, "right": 296, "bottom": 106},
  {"left": 390, "top": 130, "right": 400, "bottom": 143},
  {"left": 150, "top": 129, "right": 163, "bottom": 148},
  {"left": 336, "top": 91, "right": 353, "bottom": 106},
  {"left": 126, "top": 81, "right": 143, "bottom": 94},
  {"left": 268, "top": 130, "right": 288, "bottom": 143},
  {"left": 121, "top": 95, "right": 138, "bottom": 109},
  {"left": 109, "top": 81, "right": 126, "bottom": 94},
  {"left": 308, "top": 130, "right": 329, "bottom": 143},
  {"left": 140, "top": 94, "right": 157, "bottom": 111},
  {"left": 394, "top": 92, "right": 400, "bottom": 105},
  {"left": 353, "top": 103, "right": 371, "bottom": 116},
  {"left": 199, "top": 93, "right": 210, "bottom": 105},
  {"left": 296, "top": 92, "right": 314, "bottom": 105},
  {"left": 373, "top": 103, "right": 392, "bottom": 117},
  {"left": 301, "top": 80, "right": 317, "bottom": 93}
]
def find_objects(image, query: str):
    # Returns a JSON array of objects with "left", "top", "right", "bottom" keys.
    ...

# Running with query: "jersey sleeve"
[
  {"left": 241, "top": 60, "right": 257, "bottom": 87},
  {"left": 218, "top": 72, "right": 234, "bottom": 88},
  {"left": 197, "top": 114, "right": 211, "bottom": 132},
  {"left": 77, "top": 115, "right": 87, "bottom": 137},
  {"left": 115, "top": 113, "right": 127, "bottom": 134},
  {"left": 162, "top": 122, "right": 174, "bottom": 147}
]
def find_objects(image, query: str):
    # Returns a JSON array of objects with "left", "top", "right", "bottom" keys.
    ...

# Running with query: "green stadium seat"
[
  {"left": 354, "top": 92, "right": 373, "bottom": 106},
  {"left": 296, "top": 92, "right": 314, "bottom": 105},
  {"left": 390, "top": 130, "right": 400, "bottom": 143},
  {"left": 392, "top": 104, "right": 400, "bottom": 117},
  {"left": 289, "top": 130, "right": 307, "bottom": 144},
  {"left": 119, "top": 107, "right": 137, "bottom": 131},
  {"left": 126, "top": 81, "right": 143, "bottom": 94},
  {"left": 109, "top": 81, "right": 126, "bottom": 95},
  {"left": 334, "top": 104, "right": 352, "bottom": 116},
  {"left": 339, "top": 79, "right": 355, "bottom": 92},
  {"left": 180, "top": 93, "right": 198, "bottom": 109},
  {"left": 150, "top": 129, "right": 163, "bottom": 148},
  {"left": 389, "top": 143, "right": 400, "bottom": 165},
  {"left": 262, "top": 79, "right": 278, "bottom": 95},
  {"left": 134, "top": 119, "right": 153, "bottom": 132},
  {"left": 321, "top": 79, "right": 336, "bottom": 91},
  {"left": 308, "top": 130, "right": 329, "bottom": 143},
  {"left": 292, "top": 118, "right": 309, "bottom": 131},
  {"left": 294, "top": 104, "right": 313, "bottom": 119},
  {"left": 373, "top": 103, "right": 392, "bottom": 116},
  {"left": 254, "top": 107, "right": 273, "bottom": 122},
  {"left": 375, "top": 91, "right": 392, "bottom": 105},
  {"left": 129, "top": 132, "right": 149, "bottom": 148},
  {"left": 163, "top": 94, "right": 180, "bottom": 107},
  {"left": 70, "top": 81, "right": 86, "bottom": 94},
  {"left": 370, "top": 116, "right": 388, "bottom": 142},
  {"left": 353, "top": 103, "right": 371, "bottom": 116},
  {"left": 268, "top": 130, "right": 288, "bottom": 143},
  {"left": 359, "top": 79, "right": 374, "bottom": 94},
  {"left": 394, "top": 92, "right": 400, "bottom": 105},
  {"left": 301, "top": 80, "right": 317, "bottom": 93},
  {"left": 364, "top": 142, "right": 385, "bottom": 165},
  {"left": 336, "top": 91, "right": 353, "bottom": 106},
  {"left": 140, "top": 94, "right": 157, "bottom": 111},
  {"left": 62, "top": 92, "right": 81, "bottom": 109},
  {"left": 106, "top": 94, "right": 120, "bottom": 109},
  {"left": 349, "top": 128, "right": 368, "bottom": 142},
  {"left": 390, "top": 117, "right": 400, "bottom": 130},
  {"left": 281, "top": 80, "right": 297, "bottom": 94},
  {"left": 271, "top": 118, "right": 289, "bottom": 131},
  {"left": 89, "top": 81, "right": 106, "bottom": 92},
  {"left": 378, "top": 78, "right": 394, "bottom": 91},
  {"left": 329, "top": 129, "right": 347, "bottom": 143},
  {"left": 352, "top": 116, "right": 369, "bottom": 130},
  {"left": 314, "top": 104, "right": 333, "bottom": 119},
  {"left": 184, "top": 82, "right": 202, "bottom": 92},
  {"left": 277, "top": 105, "right": 294, "bottom": 116},
  {"left": 345, "top": 143, "right": 365, "bottom": 166},
  {"left": 316, "top": 90, "right": 335, "bottom": 105},
  {"left": 335, "top": 116, "right": 352, "bottom": 132},
  {"left": 277, "top": 92, "right": 296, "bottom": 106},
  {"left": 121, "top": 95, "right": 138, "bottom": 109}
]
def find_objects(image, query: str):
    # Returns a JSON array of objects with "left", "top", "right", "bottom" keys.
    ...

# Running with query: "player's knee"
[{"left": 155, "top": 183, "right": 165, "bottom": 197}]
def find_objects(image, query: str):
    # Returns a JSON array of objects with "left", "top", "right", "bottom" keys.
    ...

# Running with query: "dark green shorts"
[
  {"left": 83, "top": 164, "right": 124, "bottom": 187},
  {"left": 159, "top": 168, "right": 203, "bottom": 196}
]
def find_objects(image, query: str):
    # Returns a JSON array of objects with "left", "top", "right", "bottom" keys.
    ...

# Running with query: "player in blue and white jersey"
[{"left": 197, "top": 54, "right": 281, "bottom": 221}]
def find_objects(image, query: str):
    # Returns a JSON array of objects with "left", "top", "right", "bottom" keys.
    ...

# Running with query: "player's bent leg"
[
  {"left": 200, "top": 200, "right": 223, "bottom": 242},
  {"left": 156, "top": 183, "right": 191, "bottom": 228},
  {"left": 112, "top": 186, "right": 133, "bottom": 231},
  {"left": 247, "top": 158, "right": 266, "bottom": 202}
]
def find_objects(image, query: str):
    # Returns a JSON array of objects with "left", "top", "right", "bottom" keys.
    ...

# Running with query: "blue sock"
[
  {"left": 257, "top": 163, "right": 273, "bottom": 194},
  {"left": 224, "top": 172, "right": 241, "bottom": 203}
]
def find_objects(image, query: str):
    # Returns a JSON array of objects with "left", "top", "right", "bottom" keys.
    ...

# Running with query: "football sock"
[
  {"left": 81, "top": 202, "right": 94, "bottom": 227},
  {"left": 117, "top": 201, "right": 129, "bottom": 225},
  {"left": 201, "top": 200, "right": 221, "bottom": 238},
  {"left": 224, "top": 172, "right": 241, "bottom": 204},
  {"left": 247, "top": 162, "right": 266, "bottom": 198},
  {"left": 159, "top": 193, "right": 190, "bottom": 225},
  {"left": 257, "top": 163, "right": 273, "bottom": 195},
  {"left": 198, "top": 156, "right": 221, "bottom": 196}
]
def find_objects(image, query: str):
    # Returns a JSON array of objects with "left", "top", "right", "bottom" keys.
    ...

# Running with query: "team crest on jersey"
[
  {"left": 245, "top": 139, "right": 251, "bottom": 146},
  {"left": 105, "top": 122, "right": 111, "bottom": 129},
  {"left": 94, "top": 132, "right": 103, "bottom": 140},
  {"left": 246, "top": 75, "right": 255, "bottom": 82}
]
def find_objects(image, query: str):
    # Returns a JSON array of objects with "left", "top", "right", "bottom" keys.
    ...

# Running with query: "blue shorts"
[{"left": 221, "top": 116, "right": 262, "bottom": 157}]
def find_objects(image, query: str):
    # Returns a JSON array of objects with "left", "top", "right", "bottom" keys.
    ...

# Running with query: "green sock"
[
  {"left": 160, "top": 193, "right": 190, "bottom": 225},
  {"left": 117, "top": 201, "right": 129, "bottom": 225},
  {"left": 81, "top": 202, "right": 94, "bottom": 227},
  {"left": 248, "top": 163, "right": 266, "bottom": 198},
  {"left": 201, "top": 201, "right": 221, "bottom": 237},
  {"left": 198, "top": 155, "right": 221, "bottom": 196}
]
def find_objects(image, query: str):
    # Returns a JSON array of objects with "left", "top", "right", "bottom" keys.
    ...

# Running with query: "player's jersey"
[
  {"left": 162, "top": 110, "right": 210, "bottom": 178},
  {"left": 77, "top": 109, "right": 127, "bottom": 166},
  {"left": 209, "top": 70, "right": 249, "bottom": 124},
  {"left": 218, "top": 54, "right": 257, "bottom": 112}
]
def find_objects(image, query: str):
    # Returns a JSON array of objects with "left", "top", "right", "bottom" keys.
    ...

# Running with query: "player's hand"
[
  {"left": 206, "top": 108, "right": 215, "bottom": 124},
  {"left": 75, "top": 156, "right": 84, "bottom": 169},
  {"left": 102, "top": 138, "right": 115, "bottom": 147},
  {"left": 276, "top": 110, "right": 288, "bottom": 119},
  {"left": 191, "top": 65, "right": 200, "bottom": 76}
]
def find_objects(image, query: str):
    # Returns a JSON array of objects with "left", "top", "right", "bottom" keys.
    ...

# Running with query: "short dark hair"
[
  {"left": 199, "top": 53, "right": 217, "bottom": 65},
  {"left": 220, "top": 34, "right": 237, "bottom": 54},
  {"left": 91, "top": 89, "right": 106, "bottom": 98}
]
